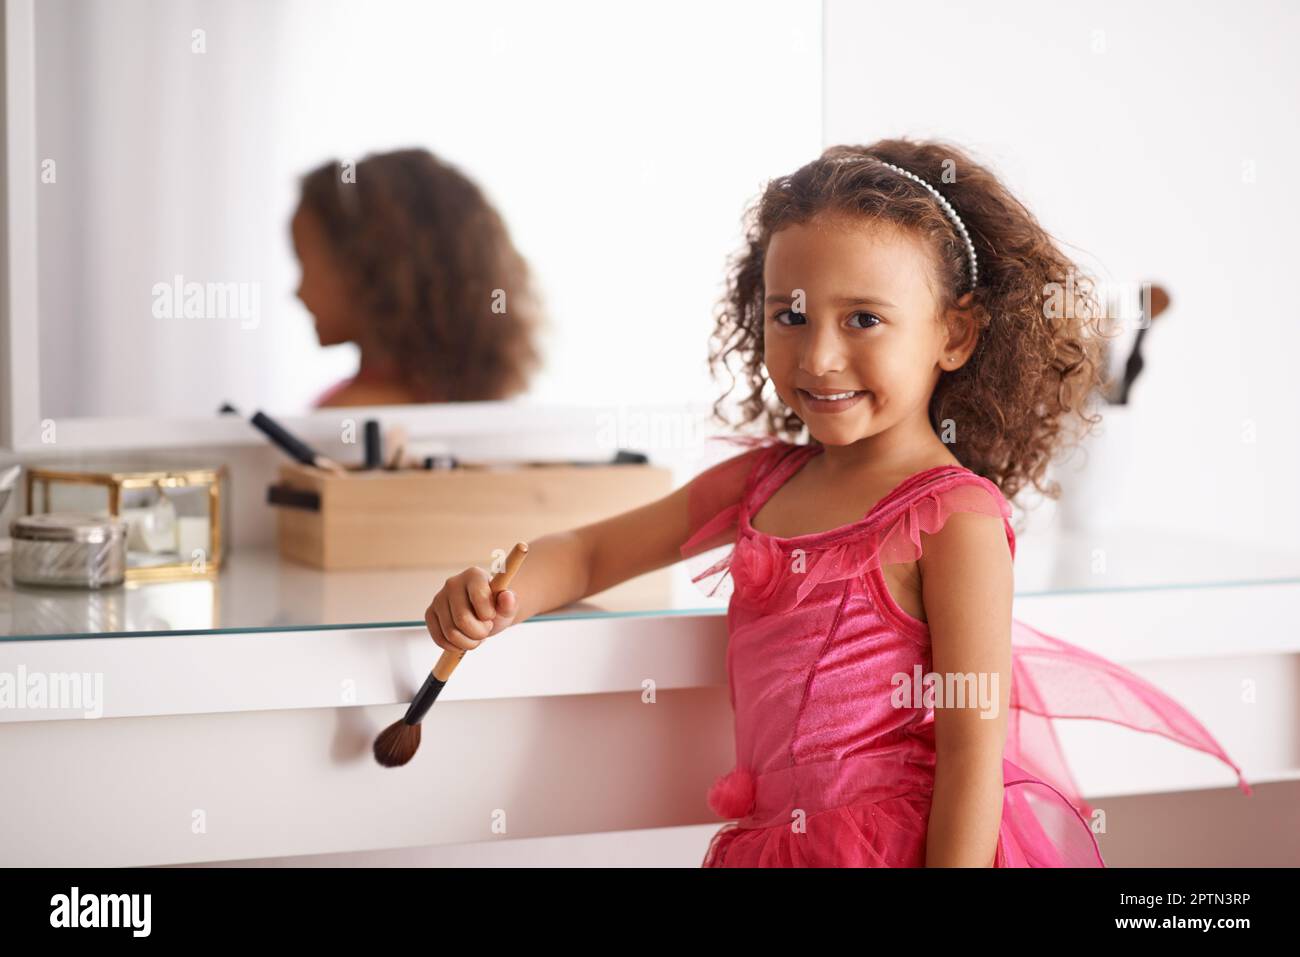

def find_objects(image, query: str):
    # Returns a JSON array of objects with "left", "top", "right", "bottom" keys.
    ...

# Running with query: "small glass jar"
[{"left": 9, "top": 512, "right": 128, "bottom": 589}]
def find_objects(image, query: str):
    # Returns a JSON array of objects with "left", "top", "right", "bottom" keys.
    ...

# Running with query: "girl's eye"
[{"left": 770, "top": 309, "right": 882, "bottom": 328}]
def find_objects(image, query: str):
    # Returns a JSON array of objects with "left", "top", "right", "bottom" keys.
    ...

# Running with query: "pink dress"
[{"left": 679, "top": 437, "right": 1252, "bottom": 867}]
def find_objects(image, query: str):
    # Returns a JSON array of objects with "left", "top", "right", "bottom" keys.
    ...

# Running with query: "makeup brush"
[
  {"left": 373, "top": 541, "right": 529, "bottom": 768},
  {"left": 1113, "top": 283, "right": 1171, "bottom": 405},
  {"left": 249, "top": 410, "right": 348, "bottom": 475}
]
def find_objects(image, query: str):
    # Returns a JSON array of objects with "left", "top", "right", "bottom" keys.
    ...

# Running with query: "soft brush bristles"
[{"left": 373, "top": 720, "right": 422, "bottom": 768}]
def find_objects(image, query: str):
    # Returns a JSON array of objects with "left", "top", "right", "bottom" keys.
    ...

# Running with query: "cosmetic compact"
[{"left": 9, "top": 512, "right": 128, "bottom": 589}]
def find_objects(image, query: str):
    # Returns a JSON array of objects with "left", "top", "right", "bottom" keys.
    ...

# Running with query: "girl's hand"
[{"left": 424, "top": 566, "right": 518, "bottom": 653}]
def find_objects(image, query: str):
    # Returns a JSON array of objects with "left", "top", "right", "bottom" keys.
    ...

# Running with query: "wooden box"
[{"left": 267, "top": 461, "right": 674, "bottom": 571}]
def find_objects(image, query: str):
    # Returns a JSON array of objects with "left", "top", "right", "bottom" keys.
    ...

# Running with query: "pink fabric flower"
[
  {"left": 707, "top": 765, "right": 756, "bottom": 819},
  {"left": 730, "top": 535, "right": 786, "bottom": 606}
]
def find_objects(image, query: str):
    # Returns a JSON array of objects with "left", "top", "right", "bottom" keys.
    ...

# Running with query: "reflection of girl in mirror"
[{"left": 292, "top": 148, "right": 543, "bottom": 408}]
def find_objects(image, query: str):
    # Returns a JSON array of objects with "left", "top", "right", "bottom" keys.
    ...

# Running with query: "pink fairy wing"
[
  {"left": 997, "top": 617, "right": 1253, "bottom": 867},
  {"left": 873, "top": 472, "right": 1252, "bottom": 837},
  {"left": 997, "top": 758, "right": 1107, "bottom": 866},
  {"left": 1006, "top": 615, "right": 1254, "bottom": 815},
  {"left": 867, "top": 470, "right": 1252, "bottom": 858}
]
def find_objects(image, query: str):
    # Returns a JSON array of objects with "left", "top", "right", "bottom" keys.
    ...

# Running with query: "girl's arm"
[
  {"left": 494, "top": 473, "right": 713, "bottom": 627},
  {"left": 916, "top": 511, "right": 1015, "bottom": 868},
  {"left": 425, "top": 447, "right": 758, "bottom": 653}
]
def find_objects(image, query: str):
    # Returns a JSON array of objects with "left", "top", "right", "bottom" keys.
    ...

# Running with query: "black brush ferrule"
[{"left": 403, "top": 671, "right": 447, "bottom": 726}]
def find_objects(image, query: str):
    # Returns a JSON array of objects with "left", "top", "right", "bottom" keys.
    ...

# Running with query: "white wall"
[{"left": 823, "top": 0, "right": 1300, "bottom": 552}]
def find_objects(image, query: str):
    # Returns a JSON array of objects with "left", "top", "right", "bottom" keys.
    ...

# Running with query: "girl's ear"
[{"left": 942, "top": 293, "right": 979, "bottom": 362}]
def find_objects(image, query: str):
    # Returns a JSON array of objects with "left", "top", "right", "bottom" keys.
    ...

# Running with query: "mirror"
[{"left": 29, "top": 0, "right": 821, "bottom": 419}]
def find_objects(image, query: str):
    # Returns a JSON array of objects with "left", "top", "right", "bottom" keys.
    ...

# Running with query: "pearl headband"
[{"left": 830, "top": 155, "right": 979, "bottom": 293}]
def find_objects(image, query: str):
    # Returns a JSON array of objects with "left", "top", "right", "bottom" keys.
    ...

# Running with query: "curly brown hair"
[
  {"left": 297, "top": 148, "right": 543, "bottom": 401},
  {"left": 707, "top": 137, "right": 1112, "bottom": 503}
]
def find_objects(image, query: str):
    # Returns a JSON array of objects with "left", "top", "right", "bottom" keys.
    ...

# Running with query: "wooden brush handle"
[
  {"left": 432, "top": 541, "right": 529, "bottom": 681},
  {"left": 402, "top": 542, "right": 530, "bottom": 726}
]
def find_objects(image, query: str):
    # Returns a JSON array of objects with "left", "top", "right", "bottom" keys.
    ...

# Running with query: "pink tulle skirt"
[{"left": 701, "top": 756, "right": 1103, "bottom": 867}]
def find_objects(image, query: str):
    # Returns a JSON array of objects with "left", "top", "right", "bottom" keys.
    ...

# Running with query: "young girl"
[{"left": 423, "top": 138, "right": 1252, "bottom": 867}]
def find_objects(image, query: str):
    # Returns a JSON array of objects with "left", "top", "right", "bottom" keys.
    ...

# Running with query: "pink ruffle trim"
[{"left": 685, "top": 457, "right": 1013, "bottom": 614}]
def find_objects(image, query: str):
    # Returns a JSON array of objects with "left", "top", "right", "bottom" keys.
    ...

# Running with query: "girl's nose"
[{"left": 798, "top": 316, "right": 848, "bottom": 376}]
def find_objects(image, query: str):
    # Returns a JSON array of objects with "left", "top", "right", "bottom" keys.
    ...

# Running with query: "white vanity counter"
[{"left": 1, "top": 538, "right": 1297, "bottom": 867}]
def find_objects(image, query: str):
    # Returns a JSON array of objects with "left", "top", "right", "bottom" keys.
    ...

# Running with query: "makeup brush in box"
[
  {"left": 1101, "top": 282, "right": 1171, "bottom": 405},
  {"left": 248, "top": 410, "right": 348, "bottom": 475},
  {"left": 373, "top": 541, "right": 529, "bottom": 767}
]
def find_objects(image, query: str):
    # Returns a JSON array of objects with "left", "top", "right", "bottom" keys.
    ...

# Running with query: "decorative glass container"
[{"left": 23, "top": 463, "right": 228, "bottom": 581}]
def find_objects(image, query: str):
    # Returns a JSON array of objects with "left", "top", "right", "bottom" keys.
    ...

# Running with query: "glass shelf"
[{"left": 2, "top": 528, "right": 1298, "bottom": 642}]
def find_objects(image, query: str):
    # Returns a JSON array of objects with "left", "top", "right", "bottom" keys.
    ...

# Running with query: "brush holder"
[{"left": 267, "top": 460, "right": 673, "bottom": 570}]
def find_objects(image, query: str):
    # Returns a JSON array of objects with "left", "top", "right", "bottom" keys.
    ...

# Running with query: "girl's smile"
[{"left": 796, "top": 388, "right": 869, "bottom": 413}]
